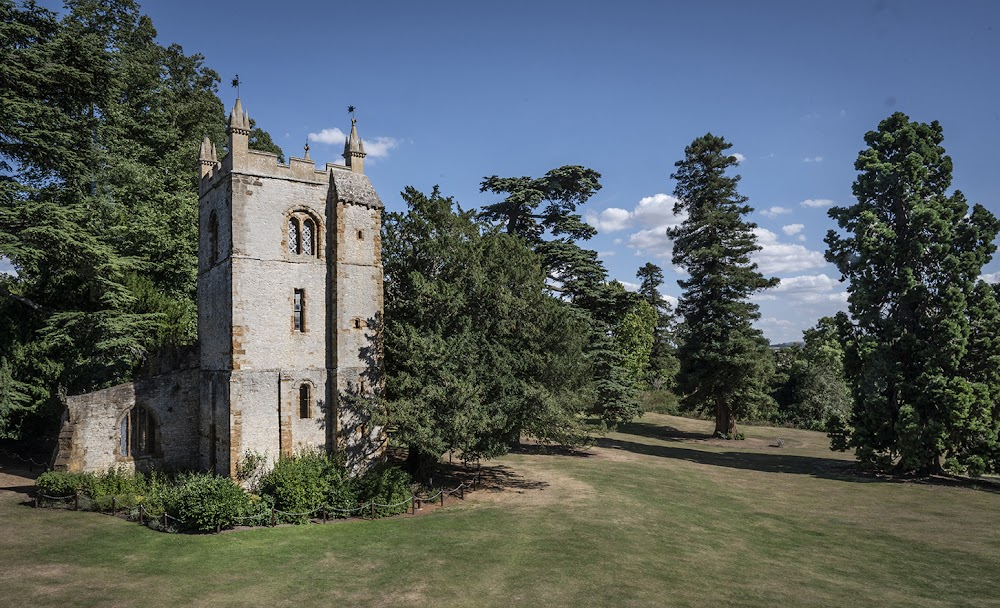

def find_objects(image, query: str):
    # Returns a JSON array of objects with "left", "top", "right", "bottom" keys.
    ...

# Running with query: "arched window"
[
  {"left": 288, "top": 217, "right": 300, "bottom": 255},
  {"left": 302, "top": 219, "right": 315, "bottom": 256},
  {"left": 209, "top": 211, "right": 219, "bottom": 264},
  {"left": 118, "top": 405, "right": 158, "bottom": 458},
  {"left": 285, "top": 211, "right": 320, "bottom": 258},
  {"left": 299, "top": 384, "right": 311, "bottom": 418}
]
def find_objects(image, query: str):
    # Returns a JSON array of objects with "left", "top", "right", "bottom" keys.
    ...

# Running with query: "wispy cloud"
[
  {"left": 731, "top": 152, "right": 745, "bottom": 164},
  {"left": 308, "top": 128, "right": 347, "bottom": 145},
  {"left": 761, "top": 206, "right": 792, "bottom": 218},
  {"left": 364, "top": 136, "right": 400, "bottom": 159},
  {"left": 803, "top": 156, "right": 824, "bottom": 163},
  {"left": 752, "top": 228, "right": 827, "bottom": 274},
  {"left": 307, "top": 128, "right": 400, "bottom": 161},
  {"left": 800, "top": 198, "right": 835, "bottom": 208},
  {"left": 980, "top": 271, "right": 1000, "bottom": 283}
]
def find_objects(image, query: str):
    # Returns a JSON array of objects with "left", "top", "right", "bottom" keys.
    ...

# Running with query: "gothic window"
[
  {"left": 288, "top": 218, "right": 299, "bottom": 255},
  {"left": 118, "top": 405, "right": 158, "bottom": 458},
  {"left": 302, "top": 219, "right": 315, "bottom": 256},
  {"left": 294, "top": 289, "right": 305, "bottom": 332},
  {"left": 357, "top": 229, "right": 364, "bottom": 240},
  {"left": 285, "top": 211, "right": 320, "bottom": 258},
  {"left": 209, "top": 211, "right": 219, "bottom": 264},
  {"left": 299, "top": 384, "right": 311, "bottom": 418}
]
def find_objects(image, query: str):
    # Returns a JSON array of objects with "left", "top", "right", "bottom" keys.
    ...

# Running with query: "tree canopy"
[
  {"left": 826, "top": 112, "right": 1000, "bottom": 475},
  {"left": 667, "top": 133, "right": 778, "bottom": 438}
]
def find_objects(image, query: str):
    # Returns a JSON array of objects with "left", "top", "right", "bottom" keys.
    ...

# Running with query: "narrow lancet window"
[
  {"left": 293, "top": 289, "right": 304, "bottom": 332},
  {"left": 302, "top": 219, "right": 314, "bottom": 256},
  {"left": 209, "top": 211, "right": 219, "bottom": 264},
  {"left": 288, "top": 218, "right": 299, "bottom": 254},
  {"left": 299, "top": 384, "right": 311, "bottom": 418}
]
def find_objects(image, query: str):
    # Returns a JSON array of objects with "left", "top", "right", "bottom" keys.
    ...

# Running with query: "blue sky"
[{"left": 12, "top": 0, "right": 1000, "bottom": 342}]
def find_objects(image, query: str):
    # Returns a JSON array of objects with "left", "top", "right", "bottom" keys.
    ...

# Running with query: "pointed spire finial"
[{"left": 304, "top": 140, "right": 310, "bottom": 160}]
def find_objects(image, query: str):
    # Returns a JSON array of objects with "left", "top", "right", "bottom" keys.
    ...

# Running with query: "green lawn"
[{"left": 2, "top": 414, "right": 999, "bottom": 608}]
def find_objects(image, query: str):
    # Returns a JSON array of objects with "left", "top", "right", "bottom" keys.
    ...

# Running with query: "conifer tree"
[
  {"left": 667, "top": 134, "right": 777, "bottom": 438},
  {"left": 636, "top": 262, "right": 678, "bottom": 388},
  {"left": 826, "top": 113, "right": 1000, "bottom": 474}
]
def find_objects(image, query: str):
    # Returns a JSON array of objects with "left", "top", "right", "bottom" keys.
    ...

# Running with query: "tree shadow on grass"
[
  {"left": 616, "top": 420, "right": 713, "bottom": 442},
  {"left": 595, "top": 435, "right": 1000, "bottom": 494}
]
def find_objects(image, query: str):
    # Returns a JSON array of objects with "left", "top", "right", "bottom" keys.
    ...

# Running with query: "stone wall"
[{"left": 53, "top": 365, "right": 201, "bottom": 474}]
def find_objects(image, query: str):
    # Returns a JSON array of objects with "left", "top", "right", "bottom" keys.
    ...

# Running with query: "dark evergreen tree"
[
  {"left": 826, "top": 113, "right": 1000, "bottom": 474},
  {"left": 0, "top": 0, "right": 277, "bottom": 438},
  {"left": 480, "top": 166, "right": 641, "bottom": 426},
  {"left": 667, "top": 134, "right": 777, "bottom": 438},
  {"left": 381, "top": 186, "right": 592, "bottom": 479}
]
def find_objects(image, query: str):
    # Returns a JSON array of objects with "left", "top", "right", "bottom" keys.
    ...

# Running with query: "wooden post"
[
  {"left": 33, "top": 491, "right": 38, "bottom": 509},
  {"left": 410, "top": 497, "right": 415, "bottom": 515},
  {"left": 416, "top": 498, "right": 422, "bottom": 511},
  {"left": 139, "top": 505, "right": 144, "bottom": 525},
  {"left": 440, "top": 491, "right": 445, "bottom": 507},
  {"left": 111, "top": 497, "right": 116, "bottom": 515},
  {"left": 323, "top": 508, "right": 328, "bottom": 523},
  {"left": 216, "top": 522, "right": 221, "bottom": 534},
  {"left": 74, "top": 492, "right": 79, "bottom": 511},
  {"left": 162, "top": 512, "right": 167, "bottom": 529},
  {"left": 370, "top": 502, "right": 375, "bottom": 519},
  {"left": 271, "top": 507, "right": 276, "bottom": 527},
  {"left": 460, "top": 484, "right": 464, "bottom": 499}
]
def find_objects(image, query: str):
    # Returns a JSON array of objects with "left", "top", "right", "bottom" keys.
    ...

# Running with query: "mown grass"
[{"left": 2, "top": 413, "right": 999, "bottom": 608}]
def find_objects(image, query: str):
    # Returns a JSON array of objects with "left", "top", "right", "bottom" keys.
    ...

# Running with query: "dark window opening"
[
  {"left": 353, "top": 318, "right": 362, "bottom": 329},
  {"left": 294, "top": 289, "right": 305, "bottom": 332},
  {"left": 299, "top": 384, "right": 311, "bottom": 419},
  {"left": 357, "top": 229, "right": 364, "bottom": 240},
  {"left": 118, "top": 406, "right": 157, "bottom": 458},
  {"left": 209, "top": 211, "right": 219, "bottom": 264}
]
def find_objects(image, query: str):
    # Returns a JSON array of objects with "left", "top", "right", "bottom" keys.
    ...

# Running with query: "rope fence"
[
  {"left": 32, "top": 476, "right": 480, "bottom": 534},
  {"left": 0, "top": 449, "right": 49, "bottom": 472}
]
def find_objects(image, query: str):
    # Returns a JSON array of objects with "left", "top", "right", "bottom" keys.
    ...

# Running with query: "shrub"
[
  {"left": 258, "top": 452, "right": 353, "bottom": 523},
  {"left": 35, "top": 471, "right": 97, "bottom": 498},
  {"left": 353, "top": 465, "right": 413, "bottom": 517},
  {"left": 163, "top": 473, "right": 257, "bottom": 532}
]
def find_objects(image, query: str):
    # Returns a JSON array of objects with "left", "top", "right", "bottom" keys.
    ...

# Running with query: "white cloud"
[
  {"left": 800, "top": 198, "right": 835, "bottom": 208},
  {"left": 0, "top": 256, "right": 14, "bottom": 276},
  {"left": 663, "top": 294, "right": 679, "bottom": 310},
  {"left": 620, "top": 281, "right": 640, "bottom": 292},
  {"left": 803, "top": 156, "right": 824, "bottom": 163},
  {"left": 752, "top": 228, "right": 827, "bottom": 274},
  {"left": 308, "top": 128, "right": 347, "bottom": 145},
  {"left": 731, "top": 152, "right": 745, "bottom": 164},
  {"left": 586, "top": 207, "right": 632, "bottom": 232},
  {"left": 307, "top": 129, "right": 399, "bottom": 160},
  {"left": 364, "top": 136, "right": 399, "bottom": 159},
  {"left": 980, "top": 271, "right": 1000, "bottom": 284},
  {"left": 782, "top": 223, "right": 804, "bottom": 236},
  {"left": 761, "top": 206, "right": 791, "bottom": 218},
  {"left": 597, "top": 250, "right": 617, "bottom": 258}
]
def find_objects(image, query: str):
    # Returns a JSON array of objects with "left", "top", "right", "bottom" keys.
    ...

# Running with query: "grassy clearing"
[{"left": 2, "top": 414, "right": 999, "bottom": 608}]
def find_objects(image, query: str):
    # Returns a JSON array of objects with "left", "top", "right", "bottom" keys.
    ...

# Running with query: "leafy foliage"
[
  {"left": 667, "top": 134, "right": 778, "bottom": 438},
  {"left": 0, "top": 0, "right": 237, "bottom": 438},
  {"left": 164, "top": 473, "right": 259, "bottom": 531},
  {"left": 826, "top": 113, "right": 1000, "bottom": 474},
  {"left": 381, "top": 186, "right": 593, "bottom": 479}
]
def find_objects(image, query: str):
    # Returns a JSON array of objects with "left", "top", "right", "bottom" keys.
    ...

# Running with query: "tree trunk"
[
  {"left": 714, "top": 403, "right": 738, "bottom": 439},
  {"left": 406, "top": 446, "right": 438, "bottom": 483}
]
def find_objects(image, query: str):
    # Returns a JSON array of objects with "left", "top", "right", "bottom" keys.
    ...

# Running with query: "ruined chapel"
[{"left": 53, "top": 100, "right": 385, "bottom": 476}]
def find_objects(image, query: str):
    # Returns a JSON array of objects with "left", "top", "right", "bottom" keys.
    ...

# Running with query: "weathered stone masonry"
[{"left": 54, "top": 100, "right": 385, "bottom": 475}]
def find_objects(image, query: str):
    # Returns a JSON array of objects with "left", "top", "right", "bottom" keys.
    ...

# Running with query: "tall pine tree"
[
  {"left": 826, "top": 113, "right": 1000, "bottom": 474},
  {"left": 667, "top": 134, "right": 777, "bottom": 438}
]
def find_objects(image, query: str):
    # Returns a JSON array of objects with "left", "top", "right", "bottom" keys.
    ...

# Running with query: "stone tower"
[{"left": 197, "top": 100, "right": 384, "bottom": 475}]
